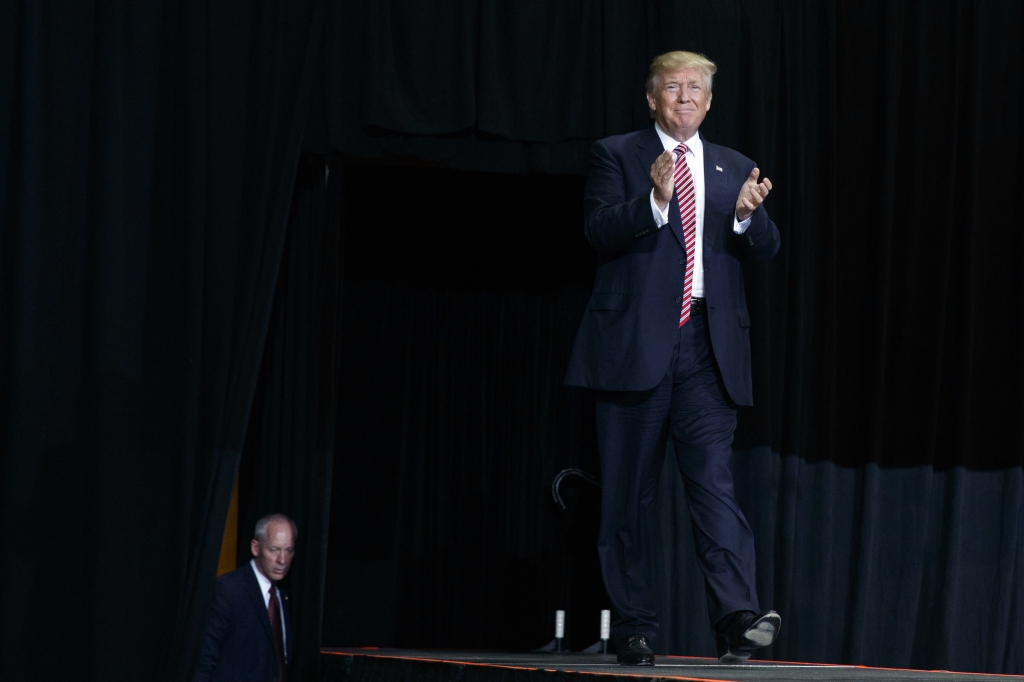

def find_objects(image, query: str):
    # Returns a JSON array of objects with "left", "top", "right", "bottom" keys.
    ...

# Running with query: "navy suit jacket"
[
  {"left": 193, "top": 564, "right": 292, "bottom": 682},
  {"left": 565, "top": 126, "right": 780, "bottom": 405}
]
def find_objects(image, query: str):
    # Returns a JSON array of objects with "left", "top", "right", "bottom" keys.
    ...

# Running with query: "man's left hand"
[{"left": 735, "top": 167, "right": 772, "bottom": 221}]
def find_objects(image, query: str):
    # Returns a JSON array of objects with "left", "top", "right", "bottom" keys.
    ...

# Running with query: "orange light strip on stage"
[
  {"left": 660, "top": 654, "right": 1024, "bottom": 678},
  {"left": 321, "top": 650, "right": 732, "bottom": 682},
  {"left": 324, "top": 649, "right": 1024, "bottom": 680}
]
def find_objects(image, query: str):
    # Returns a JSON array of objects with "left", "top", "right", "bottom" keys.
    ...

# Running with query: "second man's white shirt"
[{"left": 251, "top": 559, "right": 288, "bottom": 660}]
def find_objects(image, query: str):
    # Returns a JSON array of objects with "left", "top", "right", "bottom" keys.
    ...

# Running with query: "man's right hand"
[{"left": 650, "top": 150, "right": 675, "bottom": 210}]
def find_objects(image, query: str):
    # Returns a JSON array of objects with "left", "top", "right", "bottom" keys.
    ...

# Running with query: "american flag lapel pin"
[{"left": 715, "top": 165, "right": 723, "bottom": 172}]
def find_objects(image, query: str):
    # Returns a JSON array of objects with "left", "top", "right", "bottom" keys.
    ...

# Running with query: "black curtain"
[
  {"left": 324, "top": 162, "right": 602, "bottom": 651},
  {"left": 239, "top": 153, "right": 344, "bottom": 681},
  {"left": 312, "top": 0, "right": 1024, "bottom": 464},
  {"left": 317, "top": 0, "right": 1024, "bottom": 674},
  {"left": 1, "top": 0, "right": 324, "bottom": 679}
]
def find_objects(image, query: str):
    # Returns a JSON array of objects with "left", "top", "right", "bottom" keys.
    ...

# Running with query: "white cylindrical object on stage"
[
  {"left": 600, "top": 610, "right": 610, "bottom": 640},
  {"left": 555, "top": 610, "right": 565, "bottom": 638}
]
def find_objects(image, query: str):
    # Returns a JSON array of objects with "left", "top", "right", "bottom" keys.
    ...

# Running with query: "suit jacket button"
[
  {"left": 679, "top": 258, "right": 685, "bottom": 265},
  {"left": 675, "top": 296, "right": 682, "bottom": 303}
]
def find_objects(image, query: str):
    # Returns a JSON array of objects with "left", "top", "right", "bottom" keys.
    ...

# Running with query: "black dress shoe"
[
  {"left": 616, "top": 634, "right": 655, "bottom": 666},
  {"left": 715, "top": 610, "right": 781, "bottom": 664}
]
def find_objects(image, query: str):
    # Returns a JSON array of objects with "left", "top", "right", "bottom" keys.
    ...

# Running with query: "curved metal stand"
[{"left": 551, "top": 468, "right": 601, "bottom": 510}]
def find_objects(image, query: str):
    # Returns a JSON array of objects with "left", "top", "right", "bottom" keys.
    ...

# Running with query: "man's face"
[
  {"left": 646, "top": 67, "right": 712, "bottom": 141},
  {"left": 251, "top": 520, "right": 296, "bottom": 582}
]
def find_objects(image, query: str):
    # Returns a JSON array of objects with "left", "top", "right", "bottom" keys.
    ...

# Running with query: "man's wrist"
[
  {"left": 733, "top": 211, "right": 753, "bottom": 234},
  {"left": 650, "top": 190, "right": 670, "bottom": 227}
]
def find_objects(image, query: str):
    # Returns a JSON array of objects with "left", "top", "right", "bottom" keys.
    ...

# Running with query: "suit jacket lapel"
[
  {"left": 281, "top": 588, "right": 291, "bottom": 662},
  {"left": 701, "top": 137, "right": 728, "bottom": 253},
  {"left": 635, "top": 126, "right": 686, "bottom": 252},
  {"left": 243, "top": 564, "right": 276, "bottom": 645}
]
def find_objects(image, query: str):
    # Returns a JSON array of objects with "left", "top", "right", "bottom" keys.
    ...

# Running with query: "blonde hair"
[{"left": 646, "top": 51, "right": 717, "bottom": 94}]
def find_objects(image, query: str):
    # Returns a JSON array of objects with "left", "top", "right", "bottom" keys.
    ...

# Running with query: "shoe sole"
[
  {"left": 718, "top": 650, "right": 751, "bottom": 664},
  {"left": 741, "top": 612, "right": 781, "bottom": 648}
]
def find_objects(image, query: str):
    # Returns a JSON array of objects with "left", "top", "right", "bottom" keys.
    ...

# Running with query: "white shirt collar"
[
  {"left": 250, "top": 558, "right": 274, "bottom": 596},
  {"left": 250, "top": 558, "right": 288, "bottom": 657},
  {"left": 654, "top": 122, "right": 702, "bottom": 158}
]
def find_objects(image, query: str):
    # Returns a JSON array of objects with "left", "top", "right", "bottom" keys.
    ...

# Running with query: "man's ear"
[
  {"left": 705, "top": 92, "right": 712, "bottom": 112},
  {"left": 251, "top": 538, "right": 260, "bottom": 558}
]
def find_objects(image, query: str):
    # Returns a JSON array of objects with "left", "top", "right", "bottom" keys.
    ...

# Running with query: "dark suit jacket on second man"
[
  {"left": 565, "top": 125, "right": 780, "bottom": 402},
  {"left": 193, "top": 563, "right": 292, "bottom": 682}
]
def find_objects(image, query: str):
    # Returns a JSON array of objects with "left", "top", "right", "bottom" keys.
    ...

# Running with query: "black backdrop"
[
  {"left": 311, "top": 0, "right": 1024, "bottom": 470},
  {"left": 1, "top": 0, "right": 327, "bottom": 679},
  {"left": 316, "top": 0, "right": 1024, "bottom": 675},
  {"left": 3, "top": 0, "right": 1024, "bottom": 679}
]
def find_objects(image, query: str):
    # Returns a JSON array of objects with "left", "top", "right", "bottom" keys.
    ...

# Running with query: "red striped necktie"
[{"left": 673, "top": 143, "right": 697, "bottom": 327}]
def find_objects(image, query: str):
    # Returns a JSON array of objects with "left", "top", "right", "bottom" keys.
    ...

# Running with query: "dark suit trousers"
[{"left": 595, "top": 308, "right": 760, "bottom": 646}]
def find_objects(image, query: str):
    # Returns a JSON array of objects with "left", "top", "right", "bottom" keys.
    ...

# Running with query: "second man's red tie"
[{"left": 268, "top": 585, "right": 287, "bottom": 682}]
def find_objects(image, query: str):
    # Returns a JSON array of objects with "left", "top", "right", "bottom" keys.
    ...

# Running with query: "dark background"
[{"left": 2, "top": 0, "right": 1023, "bottom": 680}]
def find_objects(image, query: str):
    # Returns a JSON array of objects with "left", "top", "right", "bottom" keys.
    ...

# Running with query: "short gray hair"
[{"left": 254, "top": 513, "right": 297, "bottom": 542}]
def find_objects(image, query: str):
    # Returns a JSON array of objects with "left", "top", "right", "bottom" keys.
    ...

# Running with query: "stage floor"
[{"left": 321, "top": 648, "right": 1023, "bottom": 682}]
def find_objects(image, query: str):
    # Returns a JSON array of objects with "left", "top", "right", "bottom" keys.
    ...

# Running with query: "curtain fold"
[
  {"left": 0, "top": 0, "right": 325, "bottom": 678},
  {"left": 239, "top": 153, "right": 344, "bottom": 682}
]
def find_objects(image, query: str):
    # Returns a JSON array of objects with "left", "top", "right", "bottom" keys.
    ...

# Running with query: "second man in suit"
[
  {"left": 565, "top": 50, "right": 781, "bottom": 666},
  {"left": 193, "top": 513, "right": 296, "bottom": 682}
]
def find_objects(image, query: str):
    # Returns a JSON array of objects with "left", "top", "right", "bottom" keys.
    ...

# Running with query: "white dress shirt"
[
  {"left": 649, "top": 122, "right": 751, "bottom": 298},
  {"left": 250, "top": 559, "right": 288, "bottom": 659}
]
